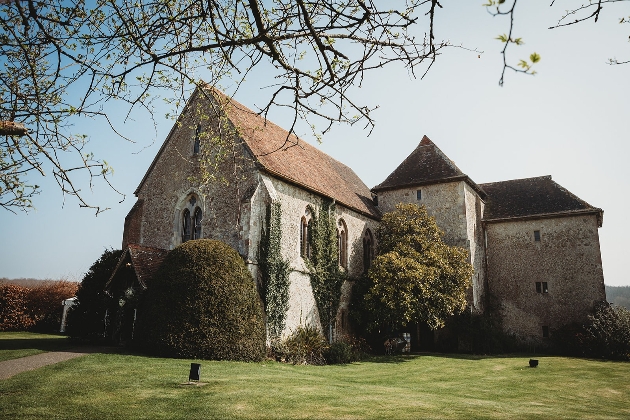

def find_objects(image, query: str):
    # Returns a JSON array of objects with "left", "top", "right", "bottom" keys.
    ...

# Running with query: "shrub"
[
  {"left": 324, "top": 341, "right": 353, "bottom": 364},
  {"left": 0, "top": 283, "right": 34, "bottom": 331},
  {"left": 581, "top": 303, "right": 630, "bottom": 360},
  {"left": 274, "top": 325, "right": 328, "bottom": 365},
  {"left": 27, "top": 281, "right": 78, "bottom": 332},
  {"left": 135, "top": 239, "right": 266, "bottom": 362},
  {"left": 67, "top": 249, "right": 122, "bottom": 340}
]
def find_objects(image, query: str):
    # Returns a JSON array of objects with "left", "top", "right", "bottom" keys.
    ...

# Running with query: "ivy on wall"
[
  {"left": 258, "top": 201, "right": 291, "bottom": 339},
  {"left": 307, "top": 200, "right": 346, "bottom": 341}
]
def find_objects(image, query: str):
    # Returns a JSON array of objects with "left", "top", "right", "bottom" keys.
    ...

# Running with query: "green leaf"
[
  {"left": 496, "top": 34, "right": 509, "bottom": 43},
  {"left": 530, "top": 52, "right": 541, "bottom": 63}
]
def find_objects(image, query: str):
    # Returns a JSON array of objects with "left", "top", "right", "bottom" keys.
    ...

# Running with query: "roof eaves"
[
  {"left": 261, "top": 168, "right": 381, "bottom": 220},
  {"left": 372, "top": 175, "right": 486, "bottom": 199},
  {"left": 482, "top": 207, "right": 604, "bottom": 227}
]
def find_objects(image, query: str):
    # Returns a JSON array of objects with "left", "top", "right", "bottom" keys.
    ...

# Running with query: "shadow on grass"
[
  {"left": 359, "top": 351, "right": 545, "bottom": 365},
  {"left": 0, "top": 336, "right": 74, "bottom": 352}
]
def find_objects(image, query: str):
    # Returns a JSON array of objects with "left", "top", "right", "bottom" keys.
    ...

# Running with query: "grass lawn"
[
  {"left": 1, "top": 333, "right": 629, "bottom": 419},
  {"left": 0, "top": 332, "right": 74, "bottom": 361}
]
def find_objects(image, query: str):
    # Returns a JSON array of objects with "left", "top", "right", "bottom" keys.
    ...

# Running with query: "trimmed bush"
[{"left": 135, "top": 239, "right": 265, "bottom": 361}]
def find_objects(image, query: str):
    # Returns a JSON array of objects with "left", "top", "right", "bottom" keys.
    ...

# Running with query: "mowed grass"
[
  {"left": 1, "top": 334, "right": 629, "bottom": 419},
  {"left": 0, "top": 332, "right": 74, "bottom": 361}
]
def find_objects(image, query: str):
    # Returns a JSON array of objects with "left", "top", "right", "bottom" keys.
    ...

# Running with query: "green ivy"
[
  {"left": 259, "top": 201, "right": 291, "bottom": 339},
  {"left": 307, "top": 199, "right": 346, "bottom": 341}
]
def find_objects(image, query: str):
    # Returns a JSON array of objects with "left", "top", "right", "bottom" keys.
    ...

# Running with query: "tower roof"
[
  {"left": 481, "top": 175, "right": 603, "bottom": 226},
  {"left": 373, "top": 136, "right": 484, "bottom": 197}
]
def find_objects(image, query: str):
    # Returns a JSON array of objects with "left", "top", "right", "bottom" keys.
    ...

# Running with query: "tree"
[
  {"left": 1, "top": 0, "right": 627, "bottom": 212},
  {"left": 0, "top": 0, "right": 445, "bottom": 212},
  {"left": 363, "top": 203, "right": 472, "bottom": 332},
  {"left": 66, "top": 248, "right": 122, "bottom": 340},
  {"left": 485, "top": 0, "right": 629, "bottom": 85}
]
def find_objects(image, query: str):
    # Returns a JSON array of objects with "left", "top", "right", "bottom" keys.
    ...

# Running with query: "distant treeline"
[
  {"left": 606, "top": 285, "right": 630, "bottom": 310},
  {"left": 0, "top": 277, "right": 77, "bottom": 288}
]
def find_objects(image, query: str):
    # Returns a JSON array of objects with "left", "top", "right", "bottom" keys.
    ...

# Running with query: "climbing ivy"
[
  {"left": 258, "top": 201, "right": 291, "bottom": 339},
  {"left": 307, "top": 200, "right": 346, "bottom": 342}
]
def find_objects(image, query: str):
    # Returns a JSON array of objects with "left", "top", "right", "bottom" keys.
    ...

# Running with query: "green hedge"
[{"left": 135, "top": 239, "right": 266, "bottom": 361}]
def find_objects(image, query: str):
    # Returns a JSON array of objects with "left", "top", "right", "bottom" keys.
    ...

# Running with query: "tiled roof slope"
[
  {"left": 211, "top": 88, "right": 380, "bottom": 219},
  {"left": 107, "top": 244, "right": 169, "bottom": 289},
  {"left": 373, "top": 136, "right": 485, "bottom": 197},
  {"left": 481, "top": 176, "right": 603, "bottom": 224}
]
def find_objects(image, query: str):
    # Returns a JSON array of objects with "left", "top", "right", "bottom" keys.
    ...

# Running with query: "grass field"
[
  {"left": 0, "top": 332, "right": 74, "bottom": 361},
  {"left": 1, "top": 333, "right": 629, "bottom": 419}
]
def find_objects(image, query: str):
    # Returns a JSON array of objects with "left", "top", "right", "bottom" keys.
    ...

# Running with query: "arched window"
[
  {"left": 180, "top": 195, "right": 202, "bottom": 243},
  {"left": 182, "top": 209, "right": 191, "bottom": 242},
  {"left": 337, "top": 219, "right": 347, "bottom": 269},
  {"left": 300, "top": 208, "right": 312, "bottom": 259},
  {"left": 363, "top": 229, "right": 374, "bottom": 273},
  {"left": 193, "top": 207, "right": 202, "bottom": 239},
  {"left": 193, "top": 123, "right": 201, "bottom": 155}
]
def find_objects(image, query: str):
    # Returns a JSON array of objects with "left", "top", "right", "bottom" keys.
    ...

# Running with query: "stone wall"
[
  {"left": 268, "top": 177, "right": 379, "bottom": 338},
  {"left": 132, "top": 91, "right": 259, "bottom": 254},
  {"left": 485, "top": 214, "right": 605, "bottom": 342},
  {"left": 464, "top": 183, "right": 486, "bottom": 311},
  {"left": 376, "top": 182, "right": 469, "bottom": 248}
]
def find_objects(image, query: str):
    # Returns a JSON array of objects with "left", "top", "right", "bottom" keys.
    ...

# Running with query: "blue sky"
[{"left": 1, "top": 2, "right": 629, "bottom": 286}]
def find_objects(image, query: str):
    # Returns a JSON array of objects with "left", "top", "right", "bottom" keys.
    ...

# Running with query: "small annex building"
[{"left": 109, "top": 85, "right": 605, "bottom": 347}]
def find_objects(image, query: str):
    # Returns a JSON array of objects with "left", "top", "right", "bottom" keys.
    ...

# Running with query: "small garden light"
[{"left": 189, "top": 363, "right": 201, "bottom": 381}]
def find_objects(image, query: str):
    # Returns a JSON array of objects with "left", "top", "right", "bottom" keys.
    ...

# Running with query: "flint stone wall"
[{"left": 485, "top": 214, "right": 605, "bottom": 341}]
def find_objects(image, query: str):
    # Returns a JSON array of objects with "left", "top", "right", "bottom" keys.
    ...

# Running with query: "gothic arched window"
[
  {"left": 181, "top": 195, "right": 202, "bottom": 243},
  {"left": 193, "top": 207, "right": 202, "bottom": 239},
  {"left": 182, "top": 209, "right": 192, "bottom": 242},
  {"left": 193, "top": 123, "right": 201, "bottom": 155},
  {"left": 363, "top": 229, "right": 374, "bottom": 273},
  {"left": 300, "top": 208, "right": 312, "bottom": 259},
  {"left": 337, "top": 219, "right": 348, "bottom": 269}
]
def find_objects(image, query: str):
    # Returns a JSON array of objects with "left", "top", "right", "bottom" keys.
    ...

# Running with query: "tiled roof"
[
  {"left": 480, "top": 176, "right": 603, "bottom": 224},
  {"left": 373, "top": 136, "right": 485, "bottom": 197},
  {"left": 210, "top": 88, "right": 380, "bottom": 219},
  {"left": 107, "top": 244, "right": 169, "bottom": 289}
]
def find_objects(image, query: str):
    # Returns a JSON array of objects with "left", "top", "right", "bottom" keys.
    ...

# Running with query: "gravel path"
[{"left": 0, "top": 348, "right": 103, "bottom": 380}]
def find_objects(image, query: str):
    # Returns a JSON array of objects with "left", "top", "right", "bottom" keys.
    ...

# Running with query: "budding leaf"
[{"left": 530, "top": 52, "right": 541, "bottom": 63}]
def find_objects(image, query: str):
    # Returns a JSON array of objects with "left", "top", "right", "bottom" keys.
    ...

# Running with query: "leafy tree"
[
  {"left": 66, "top": 248, "right": 122, "bottom": 340},
  {"left": 1, "top": 0, "right": 627, "bottom": 212},
  {"left": 363, "top": 203, "right": 472, "bottom": 332},
  {"left": 0, "top": 0, "right": 443, "bottom": 212}
]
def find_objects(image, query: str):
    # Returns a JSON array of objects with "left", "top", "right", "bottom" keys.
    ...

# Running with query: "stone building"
[
  {"left": 374, "top": 138, "right": 605, "bottom": 344},
  {"left": 113, "top": 86, "right": 605, "bottom": 346}
]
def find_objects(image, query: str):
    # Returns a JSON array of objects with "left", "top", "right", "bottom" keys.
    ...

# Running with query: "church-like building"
[{"left": 111, "top": 86, "right": 605, "bottom": 347}]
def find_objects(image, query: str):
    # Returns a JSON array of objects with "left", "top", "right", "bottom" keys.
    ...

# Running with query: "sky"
[{"left": 1, "top": 1, "right": 629, "bottom": 286}]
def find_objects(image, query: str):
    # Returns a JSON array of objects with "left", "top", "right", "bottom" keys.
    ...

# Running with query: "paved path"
[{"left": 0, "top": 348, "right": 103, "bottom": 380}]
